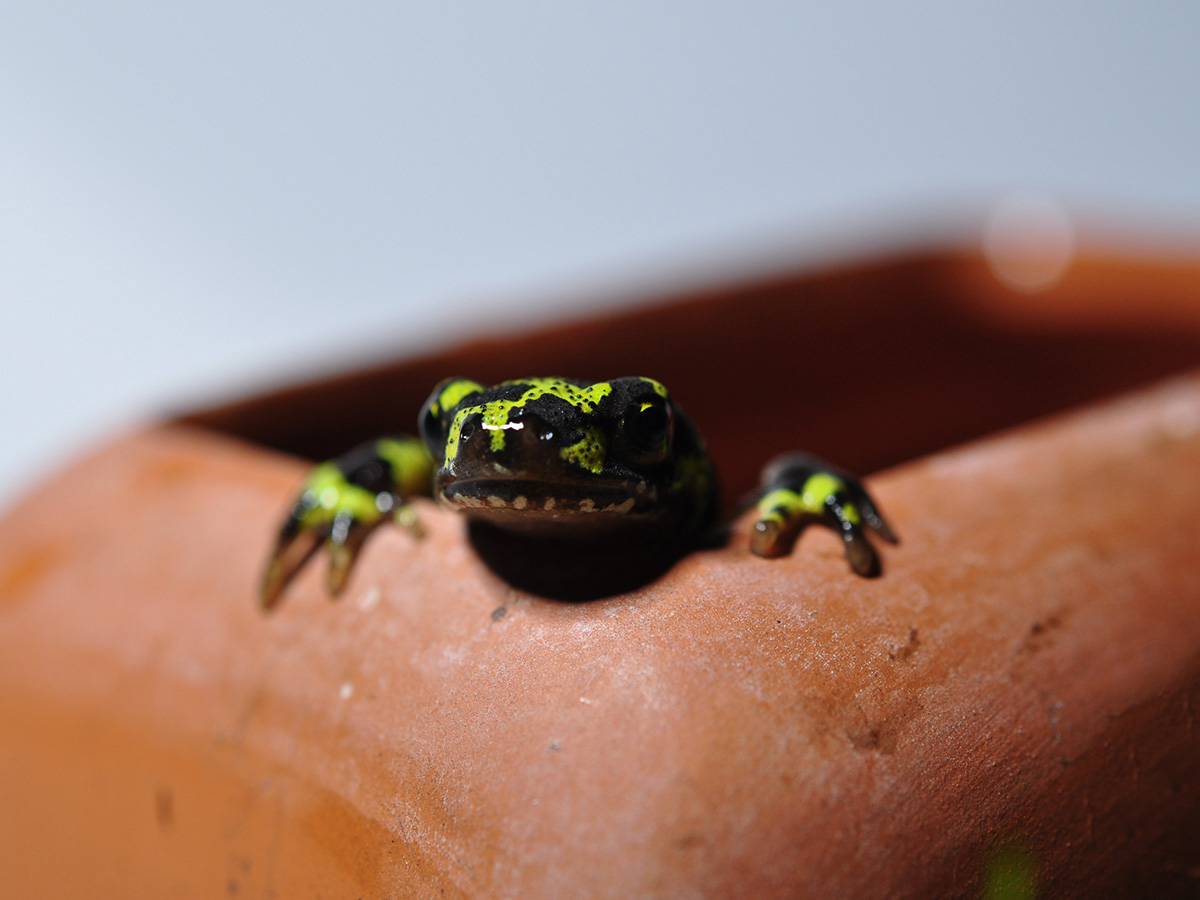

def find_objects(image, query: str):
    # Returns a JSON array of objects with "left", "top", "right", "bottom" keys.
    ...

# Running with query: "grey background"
[{"left": 2, "top": 1, "right": 1198, "bottom": 506}]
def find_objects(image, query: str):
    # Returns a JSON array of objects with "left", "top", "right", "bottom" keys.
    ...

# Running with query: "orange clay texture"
[{"left": 2, "top": 250, "right": 1200, "bottom": 899}]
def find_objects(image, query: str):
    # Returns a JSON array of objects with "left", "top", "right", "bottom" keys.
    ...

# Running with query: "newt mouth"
[{"left": 438, "top": 478, "right": 656, "bottom": 517}]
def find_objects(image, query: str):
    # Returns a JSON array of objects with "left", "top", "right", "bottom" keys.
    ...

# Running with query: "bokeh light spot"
[{"left": 983, "top": 192, "right": 1076, "bottom": 293}]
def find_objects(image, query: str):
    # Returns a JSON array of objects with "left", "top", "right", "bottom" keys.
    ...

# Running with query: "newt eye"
[
  {"left": 420, "top": 378, "right": 482, "bottom": 452},
  {"left": 622, "top": 396, "right": 674, "bottom": 461},
  {"left": 420, "top": 404, "right": 446, "bottom": 448}
]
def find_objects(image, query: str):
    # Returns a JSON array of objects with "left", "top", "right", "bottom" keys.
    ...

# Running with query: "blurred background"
[{"left": 2, "top": 1, "right": 1198, "bottom": 506}]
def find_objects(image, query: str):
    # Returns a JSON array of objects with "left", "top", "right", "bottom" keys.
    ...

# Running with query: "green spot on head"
[
  {"left": 438, "top": 379, "right": 484, "bottom": 413},
  {"left": 443, "top": 378, "right": 616, "bottom": 464},
  {"left": 637, "top": 377, "right": 669, "bottom": 399},
  {"left": 560, "top": 426, "right": 606, "bottom": 474},
  {"left": 443, "top": 408, "right": 471, "bottom": 464}
]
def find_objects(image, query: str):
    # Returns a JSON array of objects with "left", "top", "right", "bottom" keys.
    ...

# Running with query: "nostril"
[{"left": 521, "top": 411, "right": 555, "bottom": 441}]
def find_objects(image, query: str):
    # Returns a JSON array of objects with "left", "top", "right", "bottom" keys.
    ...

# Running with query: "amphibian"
[{"left": 261, "top": 376, "right": 895, "bottom": 608}]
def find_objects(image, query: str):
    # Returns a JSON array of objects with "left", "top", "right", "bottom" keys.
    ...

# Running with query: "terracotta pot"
[{"left": 2, "top": 249, "right": 1199, "bottom": 898}]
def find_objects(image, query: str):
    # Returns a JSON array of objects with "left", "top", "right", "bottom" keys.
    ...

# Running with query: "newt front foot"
[
  {"left": 750, "top": 453, "right": 896, "bottom": 576},
  {"left": 260, "top": 438, "right": 432, "bottom": 608}
]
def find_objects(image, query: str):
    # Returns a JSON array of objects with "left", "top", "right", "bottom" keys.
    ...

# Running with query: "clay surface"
[{"left": 2, "top": 250, "right": 1200, "bottom": 897}]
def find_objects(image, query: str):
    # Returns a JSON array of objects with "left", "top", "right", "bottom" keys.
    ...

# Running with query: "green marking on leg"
[
  {"left": 757, "top": 473, "right": 857, "bottom": 528},
  {"left": 299, "top": 463, "right": 383, "bottom": 527},
  {"left": 756, "top": 488, "right": 807, "bottom": 526},
  {"left": 798, "top": 473, "right": 845, "bottom": 511},
  {"left": 377, "top": 437, "right": 435, "bottom": 497}
]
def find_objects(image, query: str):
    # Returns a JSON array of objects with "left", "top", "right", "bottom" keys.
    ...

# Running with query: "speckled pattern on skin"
[{"left": 260, "top": 376, "right": 894, "bottom": 608}]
